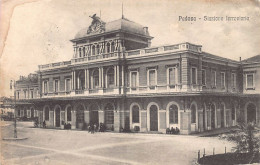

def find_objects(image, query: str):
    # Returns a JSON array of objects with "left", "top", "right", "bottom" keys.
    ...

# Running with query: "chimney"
[{"left": 143, "top": 27, "right": 148, "bottom": 35}]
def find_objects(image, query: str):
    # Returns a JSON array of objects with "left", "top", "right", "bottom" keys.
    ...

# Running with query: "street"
[{"left": 1, "top": 121, "right": 234, "bottom": 165}]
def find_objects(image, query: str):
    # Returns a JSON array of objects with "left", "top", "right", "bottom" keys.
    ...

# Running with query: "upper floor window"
[
  {"left": 83, "top": 47, "right": 85, "bottom": 57},
  {"left": 24, "top": 90, "right": 27, "bottom": 98},
  {"left": 92, "top": 45, "right": 96, "bottom": 55},
  {"left": 191, "top": 67, "right": 197, "bottom": 84},
  {"left": 111, "top": 42, "right": 115, "bottom": 52},
  {"left": 231, "top": 73, "right": 236, "bottom": 88},
  {"left": 168, "top": 67, "right": 178, "bottom": 87},
  {"left": 93, "top": 70, "right": 99, "bottom": 89},
  {"left": 130, "top": 71, "right": 138, "bottom": 89},
  {"left": 246, "top": 73, "right": 255, "bottom": 89},
  {"left": 31, "top": 90, "right": 33, "bottom": 98},
  {"left": 96, "top": 45, "right": 100, "bottom": 55},
  {"left": 65, "top": 78, "right": 71, "bottom": 92},
  {"left": 221, "top": 72, "right": 225, "bottom": 88},
  {"left": 107, "top": 68, "right": 115, "bottom": 88},
  {"left": 106, "top": 42, "right": 110, "bottom": 53},
  {"left": 202, "top": 69, "right": 206, "bottom": 86},
  {"left": 79, "top": 48, "right": 82, "bottom": 57},
  {"left": 43, "top": 81, "right": 48, "bottom": 93},
  {"left": 132, "top": 105, "right": 140, "bottom": 123},
  {"left": 17, "top": 91, "right": 19, "bottom": 99},
  {"left": 169, "top": 104, "right": 178, "bottom": 124},
  {"left": 212, "top": 70, "right": 217, "bottom": 87},
  {"left": 54, "top": 79, "right": 59, "bottom": 93},
  {"left": 148, "top": 69, "right": 157, "bottom": 89}
]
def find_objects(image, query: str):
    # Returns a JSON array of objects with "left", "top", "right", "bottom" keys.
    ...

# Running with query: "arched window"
[
  {"left": 96, "top": 45, "right": 100, "bottom": 55},
  {"left": 231, "top": 104, "right": 235, "bottom": 120},
  {"left": 191, "top": 104, "right": 196, "bottom": 123},
  {"left": 79, "top": 48, "right": 82, "bottom": 57},
  {"left": 67, "top": 106, "right": 72, "bottom": 122},
  {"left": 44, "top": 106, "right": 49, "bottom": 121},
  {"left": 111, "top": 42, "right": 115, "bottom": 52},
  {"left": 169, "top": 104, "right": 178, "bottom": 124},
  {"left": 107, "top": 68, "right": 114, "bottom": 88},
  {"left": 92, "top": 45, "right": 95, "bottom": 55},
  {"left": 93, "top": 70, "right": 99, "bottom": 89},
  {"left": 106, "top": 42, "right": 110, "bottom": 53},
  {"left": 83, "top": 47, "right": 85, "bottom": 57},
  {"left": 132, "top": 105, "right": 139, "bottom": 123},
  {"left": 105, "top": 103, "right": 114, "bottom": 124}
]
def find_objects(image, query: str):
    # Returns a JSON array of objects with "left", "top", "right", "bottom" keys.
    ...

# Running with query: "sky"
[{"left": 0, "top": 0, "right": 260, "bottom": 97}]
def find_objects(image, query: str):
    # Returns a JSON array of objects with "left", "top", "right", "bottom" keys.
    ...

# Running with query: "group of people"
[
  {"left": 166, "top": 127, "right": 180, "bottom": 134},
  {"left": 88, "top": 122, "right": 106, "bottom": 133}
]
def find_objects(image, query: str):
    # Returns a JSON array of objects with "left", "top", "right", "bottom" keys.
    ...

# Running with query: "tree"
[{"left": 220, "top": 122, "right": 260, "bottom": 154}]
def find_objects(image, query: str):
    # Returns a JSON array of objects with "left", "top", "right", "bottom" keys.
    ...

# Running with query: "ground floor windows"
[
  {"left": 105, "top": 103, "right": 114, "bottom": 125},
  {"left": 76, "top": 105, "right": 84, "bottom": 128},
  {"left": 55, "top": 106, "right": 61, "bottom": 127},
  {"left": 90, "top": 104, "right": 99, "bottom": 125},
  {"left": 191, "top": 104, "right": 196, "bottom": 124},
  {"left": 169, "top": 104, "right": 178, "bottom": 124},
  {"left": 132, "top": 105, "right": 139, "bottom": 123},
  {"left": 211, "top": 104, "right": 216, "bottom": 129},
  {"left": 150, "top": 105, "right": 158, "bottom": 131},
  {"left": 247, "top": 103, "right": 256, "bottom": 123},
  {"left": 44, "top": 106, "right": 50, "bottom": 121},
  {"left": 66, "top": 106, "right": 72, "bottom": 122}
]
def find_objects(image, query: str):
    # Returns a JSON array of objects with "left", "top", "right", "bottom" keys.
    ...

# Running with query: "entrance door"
[
  {"left": 150, "top": 105, "right": 158, "bottom": 131},
  {"left": 31, "top": 108, "right": 34, "bottom": 118},
  {"left": 55, "top": 108, "right": 60, "bottom": 127},
  {"left": 211, "top": 104, "right": 215, "bottom": 129},
  {"left": 247, "top": 103, "right": 256, "bottom": 123},
  {"left": 203, "top": 106, "right": 206, "bottom": 130},
  {"left": 221, "top": 105, "right": 225, "bottom": 128},
  {"left": 90, "top": 111, "right": 99, "bottom": 125}
]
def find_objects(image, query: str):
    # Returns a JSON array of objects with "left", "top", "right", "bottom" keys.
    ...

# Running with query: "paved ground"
[{"left": 1, "top": 121, "right": 234, "bottom": 165}]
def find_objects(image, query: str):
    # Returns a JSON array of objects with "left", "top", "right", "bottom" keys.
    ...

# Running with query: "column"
[
  {"left": 77, "top": 74, "right": 80, "bottom": 90},
  {"left": 117, "top": 65, "right": 120, "bottom": 87},
  {"left": 86, "top": 69, "right": 89, "bottom": 89},
  {"left": 121, "top": 65, "right": 124, "bottom": 86},
  {"left": 101, "top": 67, "right": 104, "bottom": 88},
  {"left": 71, "top": 71, "right": 74, "bottom": 90},
  {"left": 85, "top": 69, "right": 87, "bottom": 89},
  {"left": 99, "top": 67, "right": 102, "bottom": 87},
  {"left": 114, "top": 65, "right": 117, "bottom": 86},
  {"left": 73, "top": 71, "right": 76, "bottom": 90},
  {"left": 181, "top": 56, "right": 189, "bottom": 91}
]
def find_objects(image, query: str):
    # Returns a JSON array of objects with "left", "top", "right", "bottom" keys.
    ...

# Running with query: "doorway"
[{"left": 150, "top": 105, "right": 158, "bottom": 131}]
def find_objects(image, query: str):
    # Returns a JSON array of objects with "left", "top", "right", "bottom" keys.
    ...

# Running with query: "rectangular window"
[
  {"left": 24, "top": 90, "right": 27, "bottom": 98},
  {"left": 246, "top": 74, "right": 254, "bottom": 88},
  {"left": 54, "top": 80, "right": 59, "bottom": 93},
  {"left": 65, "top": 79, "right": 71, "bottom": 92},
  {"left": 202, "top": 69, "right": 206, "bottom": 85},
  {"left": 148, "top": 70, "right": 156, "bottom": 87},
  {"left": 212, "top": 70, "right": 216, "bottom": 87},
  {"left": 131, "top": 72, "right": 138, "bottom": 88},
  {"left": 31, "top": 90, "right": 33, "bottom": 98},
  {"left": 43, "top": 81, "right": 48, "bottom": 93},
  {"left": 191, "top": 67, "right": 197, "bottom": 84},
  {"left": 169, "top": 68, "right": 176, "bottom": 86},
  {"left": 17, "top": 92, "right": 19, "bottom": 99},
  {"left": 231, "top": 73, "right": 236, "bottom": 88},
  {"left": 221, "top": 72, "right": 225, "bottom": 88}
]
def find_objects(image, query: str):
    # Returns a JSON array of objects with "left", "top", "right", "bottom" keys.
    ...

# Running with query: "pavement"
[{"left": 1, "top": 121, "right": 234, "bottom": 165}]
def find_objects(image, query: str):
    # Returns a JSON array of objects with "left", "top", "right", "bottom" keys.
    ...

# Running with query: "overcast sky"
[{"left": 1, "top": 0, "right": 260, "bottom": 96}]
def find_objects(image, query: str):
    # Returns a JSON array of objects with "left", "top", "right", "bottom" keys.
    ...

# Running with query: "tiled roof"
[
  {"left": 242, "top": 54, "right": 260, "bottom": 63},
  {"left": 74, "top": 18, "right": 150, "bottom": 39}
]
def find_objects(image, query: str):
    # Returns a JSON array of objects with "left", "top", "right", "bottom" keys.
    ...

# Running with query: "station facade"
[{"left": 14, "top": 15, "right": 260, "bottom": 134}]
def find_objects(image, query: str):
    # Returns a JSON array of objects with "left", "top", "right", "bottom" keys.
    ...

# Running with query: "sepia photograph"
[{"left": 0, "top": 0, "right": 260, "bottom": 164}]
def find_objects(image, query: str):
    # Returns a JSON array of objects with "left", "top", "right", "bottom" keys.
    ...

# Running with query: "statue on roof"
[{"left": 87, "top": 14, "right": 105, "bottom": 34}]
